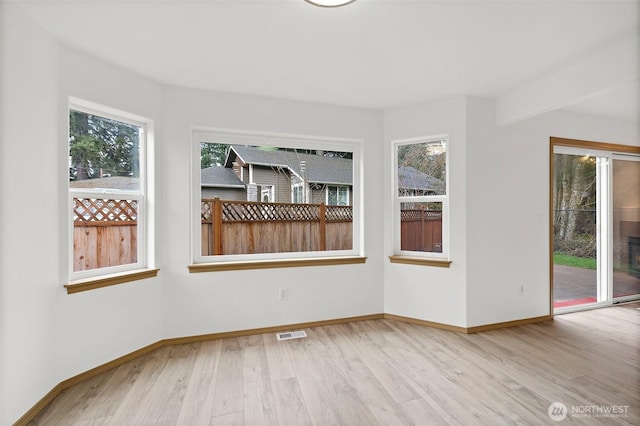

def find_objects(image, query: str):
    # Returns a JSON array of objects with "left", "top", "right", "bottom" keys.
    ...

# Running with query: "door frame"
[{"left": 550, "top": 137, "right": 640, "bottom": 315}]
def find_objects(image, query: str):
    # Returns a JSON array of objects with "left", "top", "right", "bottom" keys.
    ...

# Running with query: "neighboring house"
[
  {"left": 69, "top": 176, "right": 140, "bottom": 191},
  {"left": 201, "top": 165, "right": 246, "bottom": 201},
  {"left": 397, "top": 166, "right": 444, "bottom": 196},
  {"left": 202, "top": 145, "right": 354, "bottom": 205}
]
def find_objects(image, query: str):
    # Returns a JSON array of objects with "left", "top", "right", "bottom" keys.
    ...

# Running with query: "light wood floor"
[{"left": 31, "top": 303, "right": 639, "bottom": 425}]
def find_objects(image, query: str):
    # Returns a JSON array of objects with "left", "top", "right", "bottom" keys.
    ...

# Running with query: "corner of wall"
[{"left": 1, "top": 3, "right": 62, "bottom": 424}]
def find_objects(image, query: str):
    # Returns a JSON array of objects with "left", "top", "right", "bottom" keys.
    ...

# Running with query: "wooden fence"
[
  {"left": 73, "top": 198, "right": 138, "bottom": 271},
  {"left": 400, "top": 209, "right": 442, "bottom": 252},
  {"left": 201, "top": 198, "right": 352, "bottom": 255},
  {"left": 72, "top": 198, "right": 437, "bottom": 264}
]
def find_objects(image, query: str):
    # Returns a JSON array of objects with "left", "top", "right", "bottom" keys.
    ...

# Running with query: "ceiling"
[{"left": 14, "top": 0, "right": 640, "bottom": 122}]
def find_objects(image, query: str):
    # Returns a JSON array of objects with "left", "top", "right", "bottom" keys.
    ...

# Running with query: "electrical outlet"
[{"left": 279, "top": 288, "right": 288, "bottom": 300}]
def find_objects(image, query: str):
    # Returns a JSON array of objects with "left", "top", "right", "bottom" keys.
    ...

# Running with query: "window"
[
  {"left": 193, "top": 129, "right": 361, "bottom": 266},
  {"left": 68, "top": 100, "right": 152, "bottom": 281},
  {"left": 292, "top": 183, "right": 305, "bottom": 203},
  {"left": 327, "top": 185, "right": 349, "bottom": 206},
  {"left": 392, "top": 136, "right": 448, "bottom": 259},
  {"left": 261, "top": 185, "right": 274, "bottom": 202}
]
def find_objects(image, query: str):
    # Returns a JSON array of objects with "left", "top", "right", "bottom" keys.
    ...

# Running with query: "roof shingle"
[{"left": 226, "top": 145, "right": 352, "bottom": 185}]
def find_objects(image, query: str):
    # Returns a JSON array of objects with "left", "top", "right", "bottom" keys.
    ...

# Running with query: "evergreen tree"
[
  {"left": 200, "top": 143, "right": 229, "bottom": 168},
  {"left": 69, "top": 110, "right": 139, "bottom": 181}
]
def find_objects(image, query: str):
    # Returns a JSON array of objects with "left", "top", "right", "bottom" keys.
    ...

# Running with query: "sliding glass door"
[
  {"left": 552, "top": 140, "right": 640, "bottom": 313},
  {"left": 553, "top": 151, "right": 599, "bottom": 309},
  {"left": 612, "top": 156, "right": 640, "bottom": 301}
]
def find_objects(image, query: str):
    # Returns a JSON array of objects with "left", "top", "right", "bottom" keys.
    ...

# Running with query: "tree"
[
  {"left": 69, "top": 134, "right": 104, "bottom": 181},
  {"left": 553, "top": 154, "right": 597, "bottom": 257},
  {"left": 69, "top": 110, "right": 139, "bottom": 180},
  {"left": 200, "top": 143, "right": 229, "bottom": 168},
  {"left": 397, "top": 142, "right": 446, "bottom": 182}
]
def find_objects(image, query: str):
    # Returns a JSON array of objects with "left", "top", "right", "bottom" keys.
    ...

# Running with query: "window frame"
[
  {"left": 392, "top": 134, "right": 450, "bottom": 260},
  {"left": 292, "top": 182, "right": 306, "bottom": 203},
  {"left": 326, "top": 185, "right": 350, "bottom": 206},
  {"left": 67, "top": 98, "right": 154, "bottom": 282},
  {"left": 261, "top": 185, "right": 274, "bottom": 202},
  {"left": 192, "top": 128, "right": 363, "bottom": 266}
]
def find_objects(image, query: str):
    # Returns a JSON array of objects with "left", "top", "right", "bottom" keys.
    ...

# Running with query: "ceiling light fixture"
[{"left": 304, "top": 0, "right": 357, "bottom": 7}]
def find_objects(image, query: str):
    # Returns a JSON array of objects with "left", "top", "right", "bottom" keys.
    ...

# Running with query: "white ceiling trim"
[{"left": 496, "top": 35, "right": 639, "bottom": 126}]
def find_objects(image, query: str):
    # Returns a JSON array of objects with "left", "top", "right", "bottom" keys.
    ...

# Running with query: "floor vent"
[{"left": 276, "top": 330, "right": 307, "bottom": 341}]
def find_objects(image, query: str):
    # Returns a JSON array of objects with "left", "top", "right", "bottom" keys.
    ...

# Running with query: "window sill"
[
  {"left": 65, "top": 268, "right": 159, "bottom": 294},
  {"left": 189, "top": 256, "right": 367, "bottom": 273},
  {"left": 388, "top": 255, "right": 452, "bottom": 268}
]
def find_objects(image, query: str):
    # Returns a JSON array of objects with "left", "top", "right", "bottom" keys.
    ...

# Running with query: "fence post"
[
  {"left": 421, "top": 205, "right": 425, "bottom": 251},
  {"left": 319, "top": 203, "right": 326, "bottom": 251},
  {"left": 213, "top": 198, "right": 223, "bottom": 255}
]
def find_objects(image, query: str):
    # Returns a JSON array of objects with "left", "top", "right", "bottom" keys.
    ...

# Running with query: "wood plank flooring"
[{"left": 30, "top": 303, "right": 639, "bottom": 425}]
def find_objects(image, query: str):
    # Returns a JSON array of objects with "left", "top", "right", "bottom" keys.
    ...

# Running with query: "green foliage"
[
  {"left": 553, "top": 252, "right": 597, "bottom": 269},
  {"left": 201, "top": 143, "right": 229, "bottom": 168},
  {"left": 69, "top": 110, "right": 139, "bottom": 181}
]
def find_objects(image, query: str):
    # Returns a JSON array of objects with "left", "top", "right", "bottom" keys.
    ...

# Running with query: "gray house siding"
[
  {"left": 202, "top": 187, "right": 245, "bottom": 201},
  {"left": 252, "top": 166, "right": 291, "bottom": 203},
  {"left": 311, "top": 186, "right": 326, "bottom": 204}
]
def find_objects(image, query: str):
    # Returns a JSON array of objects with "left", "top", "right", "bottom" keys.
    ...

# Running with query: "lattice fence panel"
[
  {"left": 201, "top": 201, "right": 213, "bottom": 222},
  {"left": 400, "top": 209, "right": 442, "bottom": 221},
  {"left": 221, "top": 201, "right": 320, "bottom": 222},
  {"left": 74, "top": 198, "right": 138, "bottom": 222},
  {"left": 202, "top": 199, "right": 354, "bottom": 223},
  {"left": 325, "top": 205, "right": 353, "bottom": 222}
]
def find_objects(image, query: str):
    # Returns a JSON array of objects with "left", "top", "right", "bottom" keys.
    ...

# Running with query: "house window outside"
[
  {"left": 69, "top": 100, "right": 150, "bottom": 279},
  {"left": 327, "top": 185, "right": 349, "bottom": 206},
  {"left": 393, "top": 136, "right": 448, "bottom": 258},
  {"left": 292, "top": 183, "right": 305, "bottom": 203},
  {"left": 261, "top": 185, "right": 274, "bottom": 202},
  {"left": 194, "top": 130, "right": 361, "bottom": 263}
]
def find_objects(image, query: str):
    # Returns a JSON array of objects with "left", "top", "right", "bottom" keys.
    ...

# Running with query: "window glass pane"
[
  {"left": 72, "top": 197, "right": 139, "bottom": 271},
  {"left": 327, "top": 186, "right": 348, "bottom": 206},
  {"left": 339, "top": 187, "right": 348, "bottom": 205},
  {"left": 400, "top": 202, "right": 443, "bottom": 253},
  {"left": 328, "top": 186, "right": 338, "bottom": 205},
  {"left": 69, "top": 107, "right": 144, "bottom": 275},
  {"left": 292, "top": 185, "right": 304, "bottom": 203},
  {"left": 397, "top": 140, "right": 446, "bottom": 196},
  {"left": 69, "top": 109, "right": 140, "bottom": 191},
  {"left": 612, "top": 157, "right": 640, "bottom": 299},
  {"left": 200, "top": 143, "right": 354, "bottom": 255},
  {"left": 552, "top": 153, "right": 597, "bottom": 307}
]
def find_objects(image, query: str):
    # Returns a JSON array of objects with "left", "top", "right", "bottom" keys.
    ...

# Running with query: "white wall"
[
  {"left": 55, "top": 45, "right": 165, "bottom": 381},
  {"left": 383, "top": 97, "right": 469, "bottom": 327},
  {"left": 0, "top": 5, "right": 166, "bottom": 423},
  {"left": 1, "top": 4, "right": 61, "bottom": 424},
  {"left": 383, "top": 96, "right": 640, "bottom": 329},
  {"left": 160, "top": 87, "right": 385, "bottom": 338},
  {"left": 465, "top": 97, "right": 550, "bottom": 325},
  {"left": 465, "top": 98, "right": 640, "bottom": 326}
]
